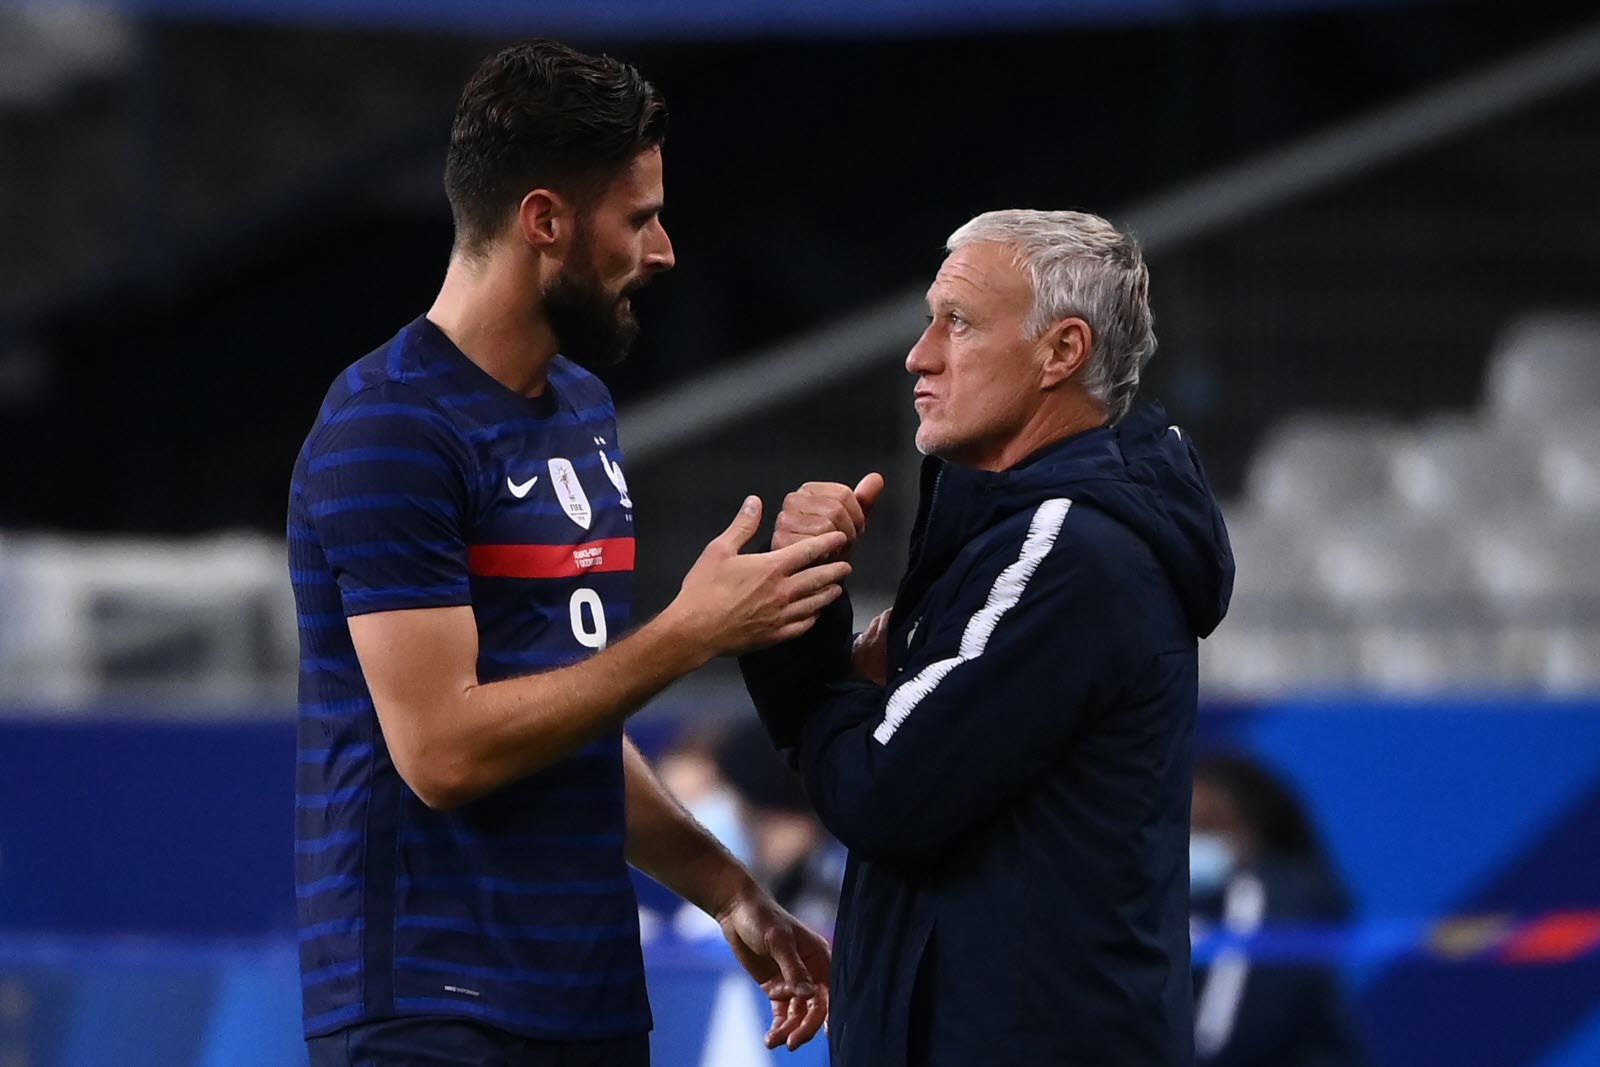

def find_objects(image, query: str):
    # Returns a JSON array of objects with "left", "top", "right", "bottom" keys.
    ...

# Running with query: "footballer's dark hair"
[{"left": 444, "top": 39, "right": 667, "bottom": 257}]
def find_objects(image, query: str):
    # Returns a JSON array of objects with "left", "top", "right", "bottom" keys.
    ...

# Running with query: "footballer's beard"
[{"left": 543, "top": 264, "right": 641, "bottom": 370}]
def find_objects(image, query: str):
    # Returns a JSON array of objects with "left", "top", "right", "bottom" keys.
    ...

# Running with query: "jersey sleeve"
[{"left": 302, "top": 381, "right": 476, "bottom": 617}]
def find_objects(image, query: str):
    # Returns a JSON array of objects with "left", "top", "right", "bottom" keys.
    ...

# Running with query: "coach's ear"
[
  {"left": 516, "top": 188, "right": 575, "bottom": 253},
  {"left": 1041, "top": 316, "right": 1093, "bottom": 388}
]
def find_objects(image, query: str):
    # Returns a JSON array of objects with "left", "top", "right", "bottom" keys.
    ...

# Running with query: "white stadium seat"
[
  {"left": 1464, "top": 515, "right": 1600, "bottom": 619},
  {"left": 1245, "top": 414, "right": 1398, "bottom": 519},
  {"left": 1215, "top": 506, "right": 1322, "bottom": 621},
  {"left": 1309, "top": 512, "right": 1476, "bottom": 621},
  {"left": 1354, "top": 624, "right": 1526, "bottom": 693},
  {"left": 1523, "top": 627, "right": 1600, "bottom": 694},
  {"left": 1199, "top": 623, "right": 1360, "bottom": 698},
  {"left": 1535, "top": 409, "right": 1600, "bottom": 514},
  {"left": 1386, "top": 416, "right": 1539, "bottom": 518},
  {"left": 1485, "top": 312, "right": 1600, "bottom": 427}
]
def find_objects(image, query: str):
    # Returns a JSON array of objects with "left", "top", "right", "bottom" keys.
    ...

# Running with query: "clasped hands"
[{"left": 771, "top": 473, "right": 891, "bottom": 686}]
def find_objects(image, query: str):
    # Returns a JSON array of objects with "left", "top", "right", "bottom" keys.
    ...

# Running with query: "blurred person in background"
[
  {"left": 654, "top": 727, "right": 754, "bottom": 868},
  {"left": 1190, "top": 751, "right": 1369, "bottom": 1067},
  {"left": 714, "top": 718, "right": 848, "bottom": 937},
  {"left": 288, "top": 39, "right": 842, "bottom": 1066},
  {"left": 741, "top": 209, "right": 1235, "bottom": 1065}
]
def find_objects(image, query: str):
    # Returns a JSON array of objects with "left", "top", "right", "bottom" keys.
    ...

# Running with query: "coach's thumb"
[
  {"left": 716, "top": 495, "right": 763, "bottom": 551},
  {"left": 853, "top": 472, "right": 886, "bottom": 519}
]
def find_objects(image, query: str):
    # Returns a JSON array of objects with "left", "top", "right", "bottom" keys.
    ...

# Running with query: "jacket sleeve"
[
  {"left": 739, "top": 588, "right": 857, "bottom": 751},
  {"left": 745, "top": 498, "right": 1126, "bottom": 864}
]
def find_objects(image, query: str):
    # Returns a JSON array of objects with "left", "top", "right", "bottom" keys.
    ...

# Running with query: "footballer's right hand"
[{"left": 669, "top": 496, "right": 851, "bottom": 655}]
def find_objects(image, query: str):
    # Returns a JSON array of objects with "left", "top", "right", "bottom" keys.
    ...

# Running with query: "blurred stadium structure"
[
  {"left": 3, "top": 3, "right": 1598, "bottom": 703},
  {"left": 2, "top": 2, "right": 1600, "bottom": 1066}
]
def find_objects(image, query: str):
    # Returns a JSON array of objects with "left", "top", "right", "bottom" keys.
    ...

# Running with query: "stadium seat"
[
  {"left": 1464, "top": 514, "right": 1600, "bottom": 619},
  {"left": 1309, "top": 511, "right": 1476, "bottom": 621},
  {"left": 1535, "top": 409, "right": 1600, "bottom": 514},
  {"left": 1244, "top": 414, "right": 1398, "bottom": 519},
  {"left": 1213, "top": 506, "right": 1322, "bottom": 621},
  {"left": 0, "top": 533, "right": 295, "bottom": 705},
  {"left": 1484, "top": 311, "right": 1600, "bottom": 427},
  {"left": 1354, "top": 623, "right": 1525, "bottom": 693},
  {"left": 1199, "top": 622, "right": 1360, "bottom": 697},
  {"left": 1520, "top": 626, "right": 1600, "bottom": 694},
  {"left": 1386, "top": 416, "right": 1539, "bottom": 518},
  {"left": 0, "top": 6, "right": 130, "bottom": 104}
]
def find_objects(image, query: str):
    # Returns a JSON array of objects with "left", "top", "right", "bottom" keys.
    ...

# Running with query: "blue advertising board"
[{"left": 2, "top": 697, "right": 1598, "bottom": 1066}]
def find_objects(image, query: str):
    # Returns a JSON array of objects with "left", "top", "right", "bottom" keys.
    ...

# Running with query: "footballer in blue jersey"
[{"left": 289, "top": 40, "right": 843, "bottom": 1067}]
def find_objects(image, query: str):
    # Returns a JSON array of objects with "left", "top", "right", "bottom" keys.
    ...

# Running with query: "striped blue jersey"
[{"left": 287, "top": 316, "right": 648, "bottom": 1039}]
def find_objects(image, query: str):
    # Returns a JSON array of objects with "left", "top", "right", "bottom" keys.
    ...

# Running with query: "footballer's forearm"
[
  {"left": 620, "top": 737, "right": 755, "bottom": 918},
  {"left": 354, "top": 603, "right": 710, "bottom": 811}
]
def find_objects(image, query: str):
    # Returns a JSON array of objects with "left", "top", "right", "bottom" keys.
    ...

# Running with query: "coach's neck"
[{"left": 975, "top": 388, "right": 1110, "bottom": 473}]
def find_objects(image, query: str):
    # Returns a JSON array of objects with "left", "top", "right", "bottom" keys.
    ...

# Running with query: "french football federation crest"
[
  {"left": 598, "top": 449, "right": 633, "bottom": 509},
  {"left": 547, "top": 458, "right": 592, "bottom": 530}
]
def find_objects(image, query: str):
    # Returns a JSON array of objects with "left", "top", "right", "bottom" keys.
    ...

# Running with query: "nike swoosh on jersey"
[{"left": 507, "top": 475, "right": 539, "bottom": 498}]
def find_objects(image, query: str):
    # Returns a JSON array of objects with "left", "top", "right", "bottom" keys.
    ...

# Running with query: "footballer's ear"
[
  {"left": 516, "top": 188, "right": 576, "bottom": 252},
  {"left": 1041, "top": 316, "right": 1093, "bottom": 388}
]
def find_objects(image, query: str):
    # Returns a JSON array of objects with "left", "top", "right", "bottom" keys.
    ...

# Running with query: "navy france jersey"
[{"left": 287, "top": 316, "right": 648, "bottom": 1040}]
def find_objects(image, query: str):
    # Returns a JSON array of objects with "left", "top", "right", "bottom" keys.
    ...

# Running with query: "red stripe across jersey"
[{"left": 467, "top": 538, "right": 636, "bottom": 579}]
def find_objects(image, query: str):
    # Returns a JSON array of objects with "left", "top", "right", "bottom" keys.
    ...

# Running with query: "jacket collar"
[{"left": 894, "top": 422, "right": 1118, "bottom": 623}]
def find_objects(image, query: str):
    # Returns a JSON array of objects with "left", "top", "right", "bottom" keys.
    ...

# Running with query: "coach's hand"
[
  {"left": 852, "top": 609, "right": 892, "bottom": 687},
  {"left": 668, "top": 496, "right": 851, "bottom": 656},
  {"left": 717, "top": 884, "right": 831, "bottom": 1051},
  {"left": 772, "top": 473, "right": 885, "bottom": 560}
]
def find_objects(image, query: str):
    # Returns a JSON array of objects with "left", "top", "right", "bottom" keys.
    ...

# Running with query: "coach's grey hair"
[{"left": 946, "top": 209, "right": 1155, "bottom": 424}]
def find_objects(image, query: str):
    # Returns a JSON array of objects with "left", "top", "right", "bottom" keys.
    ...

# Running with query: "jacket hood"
[{"left": 910, "top": 401, "right": 1235, "bottom": 637}]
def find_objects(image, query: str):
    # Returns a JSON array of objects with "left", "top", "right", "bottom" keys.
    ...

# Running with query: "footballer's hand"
[
  {"left": 717, "top": 885, "right": 831, "bottom": 1051},
  {"left": 772, "top": 473, "right": 886, "bottom": 560},
  {"left": 851, "top": 609, "right": 892, "bottom": 687},
  {"left": 669, "top": 496, "right": 851, "bottom": 656}
]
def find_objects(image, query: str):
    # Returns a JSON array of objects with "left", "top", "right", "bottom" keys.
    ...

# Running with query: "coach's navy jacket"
[{"left": 741, "top": 402, "right": 1234, "bottom": 1066}]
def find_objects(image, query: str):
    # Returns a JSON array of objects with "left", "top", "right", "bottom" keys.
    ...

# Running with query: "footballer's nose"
[{"left": 645, "top": 219, "right": 675, "bottom": 273}]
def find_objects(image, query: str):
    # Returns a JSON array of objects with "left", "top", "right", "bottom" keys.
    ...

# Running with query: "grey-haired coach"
[{"left": 741, "top": 209, "right": 1235, "bottom": 1066}]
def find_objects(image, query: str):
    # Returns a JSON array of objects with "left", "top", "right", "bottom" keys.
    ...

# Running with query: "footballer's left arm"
[
  {"left": 621, "top": 735, "right": 750, "bottom": 918},
  {"left": 621, "top": 737, "right": 830, "bottom": 1051}
]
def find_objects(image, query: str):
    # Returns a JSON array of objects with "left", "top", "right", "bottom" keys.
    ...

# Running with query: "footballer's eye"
[{"left": 948, "top": 312, "right": 968, "bottom": 328}]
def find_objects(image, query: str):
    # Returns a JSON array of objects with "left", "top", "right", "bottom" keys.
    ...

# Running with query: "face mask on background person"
[
  {"left": 1190, "top": 831, "right": 1238, "bottom": 897},
  {"left": 684, "top": 787, "right": 753, "bottom": 867}
]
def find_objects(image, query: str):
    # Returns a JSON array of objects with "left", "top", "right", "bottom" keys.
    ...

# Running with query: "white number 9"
[{"left": 569, "top": 588, "right": 608, "bottom": 650}]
